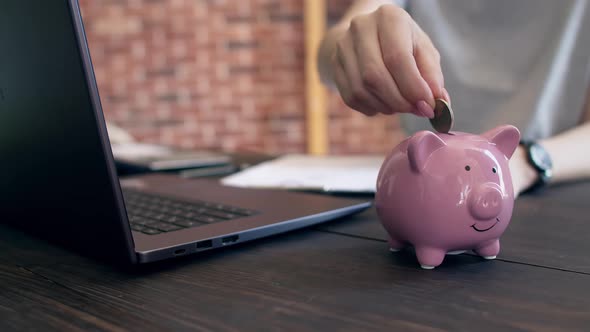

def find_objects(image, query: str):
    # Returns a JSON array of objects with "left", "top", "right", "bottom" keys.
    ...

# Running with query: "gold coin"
[{"left": 429, "top": 99, "right": 454, "bottom": 133}]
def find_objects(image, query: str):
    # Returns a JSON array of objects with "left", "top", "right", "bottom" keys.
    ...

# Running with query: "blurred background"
[{"left": 79, "top": 0, "right": 405, "bottom": 155}]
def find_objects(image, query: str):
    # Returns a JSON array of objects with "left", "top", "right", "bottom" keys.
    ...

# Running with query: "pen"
[{"left": 179, "top": 164, "right": 238, "bottom": 178}]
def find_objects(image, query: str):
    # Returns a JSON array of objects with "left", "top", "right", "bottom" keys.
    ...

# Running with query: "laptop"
[{"left": 0, "top": 0, "right": 371, "bottom": 265}]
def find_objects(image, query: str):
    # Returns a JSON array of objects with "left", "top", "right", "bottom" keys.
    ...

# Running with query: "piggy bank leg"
[
  {"left": 387, "top": 237, "right": 405, "bottom": 252},
  {"left": 415, "top": 247, "right": 446, "bottom": 269},
  {"left": 475, "top": 239, "right": 500, "bottom": 260}
]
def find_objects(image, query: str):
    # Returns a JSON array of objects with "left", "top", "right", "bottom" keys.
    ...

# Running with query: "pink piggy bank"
[{"left": 375, "top": 125, "right": 520, "bottom": 269}]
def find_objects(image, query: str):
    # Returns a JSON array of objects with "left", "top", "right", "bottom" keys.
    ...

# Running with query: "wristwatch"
[{"left": 520, "top": 140, "right": 553, "bottom": 192}]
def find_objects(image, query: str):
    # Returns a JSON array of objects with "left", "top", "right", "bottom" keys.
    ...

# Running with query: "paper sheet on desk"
[{"left": 221, "top": 154, "right": 384, "bottom": 193}]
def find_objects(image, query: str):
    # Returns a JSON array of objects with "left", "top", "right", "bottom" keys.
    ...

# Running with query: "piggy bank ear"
[
  {"left": 407, "top": 131, "right": 447, "bottom": 173},
  {"left": 481, "top": 125, "right": 521, "bottom": 159}
]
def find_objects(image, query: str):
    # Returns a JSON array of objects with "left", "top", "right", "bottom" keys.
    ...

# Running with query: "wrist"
[{"left": 510, "top": 145, "right": 539, "bottom": 196}]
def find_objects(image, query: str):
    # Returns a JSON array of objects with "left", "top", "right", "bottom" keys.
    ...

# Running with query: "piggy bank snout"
[{"left": 468, "top": 184, "right": 503, "bottom": 221}]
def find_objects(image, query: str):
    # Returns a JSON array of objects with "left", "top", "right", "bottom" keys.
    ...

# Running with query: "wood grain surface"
[{"left": 1, "top": 179, "right": 589, "bottom": 331}]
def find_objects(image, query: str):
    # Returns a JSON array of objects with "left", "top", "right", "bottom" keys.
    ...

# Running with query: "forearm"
[
  {"left": 317, "top": 0, "right": 395, "bottom": 87},
  {"left": 511, "top": 107, "right": 590, "bottom": 195},
  {"left": 540, "top": 122, "right": 590, "bottom": 184}
]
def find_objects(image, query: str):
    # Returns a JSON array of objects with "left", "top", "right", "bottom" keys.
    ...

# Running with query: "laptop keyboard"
[{"left": 123, "top": 189, "right": 258, "bottom": 235}]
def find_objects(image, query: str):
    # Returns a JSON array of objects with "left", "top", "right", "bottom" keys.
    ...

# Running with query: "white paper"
[{"left": 221, "top": 154, "right": 384, "bottom": 193}]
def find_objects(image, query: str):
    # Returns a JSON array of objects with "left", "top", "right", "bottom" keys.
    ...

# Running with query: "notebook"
[{"left": 221, "top": 154, "right": 384, "bottom": 193}]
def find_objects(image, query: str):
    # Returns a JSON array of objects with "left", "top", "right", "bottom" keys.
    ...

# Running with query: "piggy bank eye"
[
  {"left": 492, "top": 167, "right": 497, "bottom": 174},
  {"left": 465, "top": 165, "right": 471, "bottom": 171}
]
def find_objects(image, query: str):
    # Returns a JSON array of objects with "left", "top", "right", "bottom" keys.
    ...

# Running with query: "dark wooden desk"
[{"left": 1, "top": 179, "right": 590, "bottom": 331}]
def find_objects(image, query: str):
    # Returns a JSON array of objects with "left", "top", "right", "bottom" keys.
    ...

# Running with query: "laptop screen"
[{"left": 0, "top": 0, "right": 136, "bottom": 264}]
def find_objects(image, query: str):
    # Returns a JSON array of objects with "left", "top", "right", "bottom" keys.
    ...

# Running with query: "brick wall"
[{"left": 79, "top": 0, "right": 404, "bottom": 155}]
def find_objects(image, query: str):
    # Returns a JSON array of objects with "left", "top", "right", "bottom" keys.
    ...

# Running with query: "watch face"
[{"left": 530, "top": 143, "right": 553, "bottom": 171}]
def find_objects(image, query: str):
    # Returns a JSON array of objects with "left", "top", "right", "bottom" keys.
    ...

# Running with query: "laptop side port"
[
  {"left": 174, "top": 248, "right": 187, "bottom": 256},
  {"left": 221, "top": 234, "right": 239, "bottom": 245},
  {"left": 196, "top": 239, "right": 213, "bottom": 249}
]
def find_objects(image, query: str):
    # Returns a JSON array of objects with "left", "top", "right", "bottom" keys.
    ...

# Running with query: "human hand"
[{"left": 328, "top": 5, "right": 449, "bottom": 117}]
